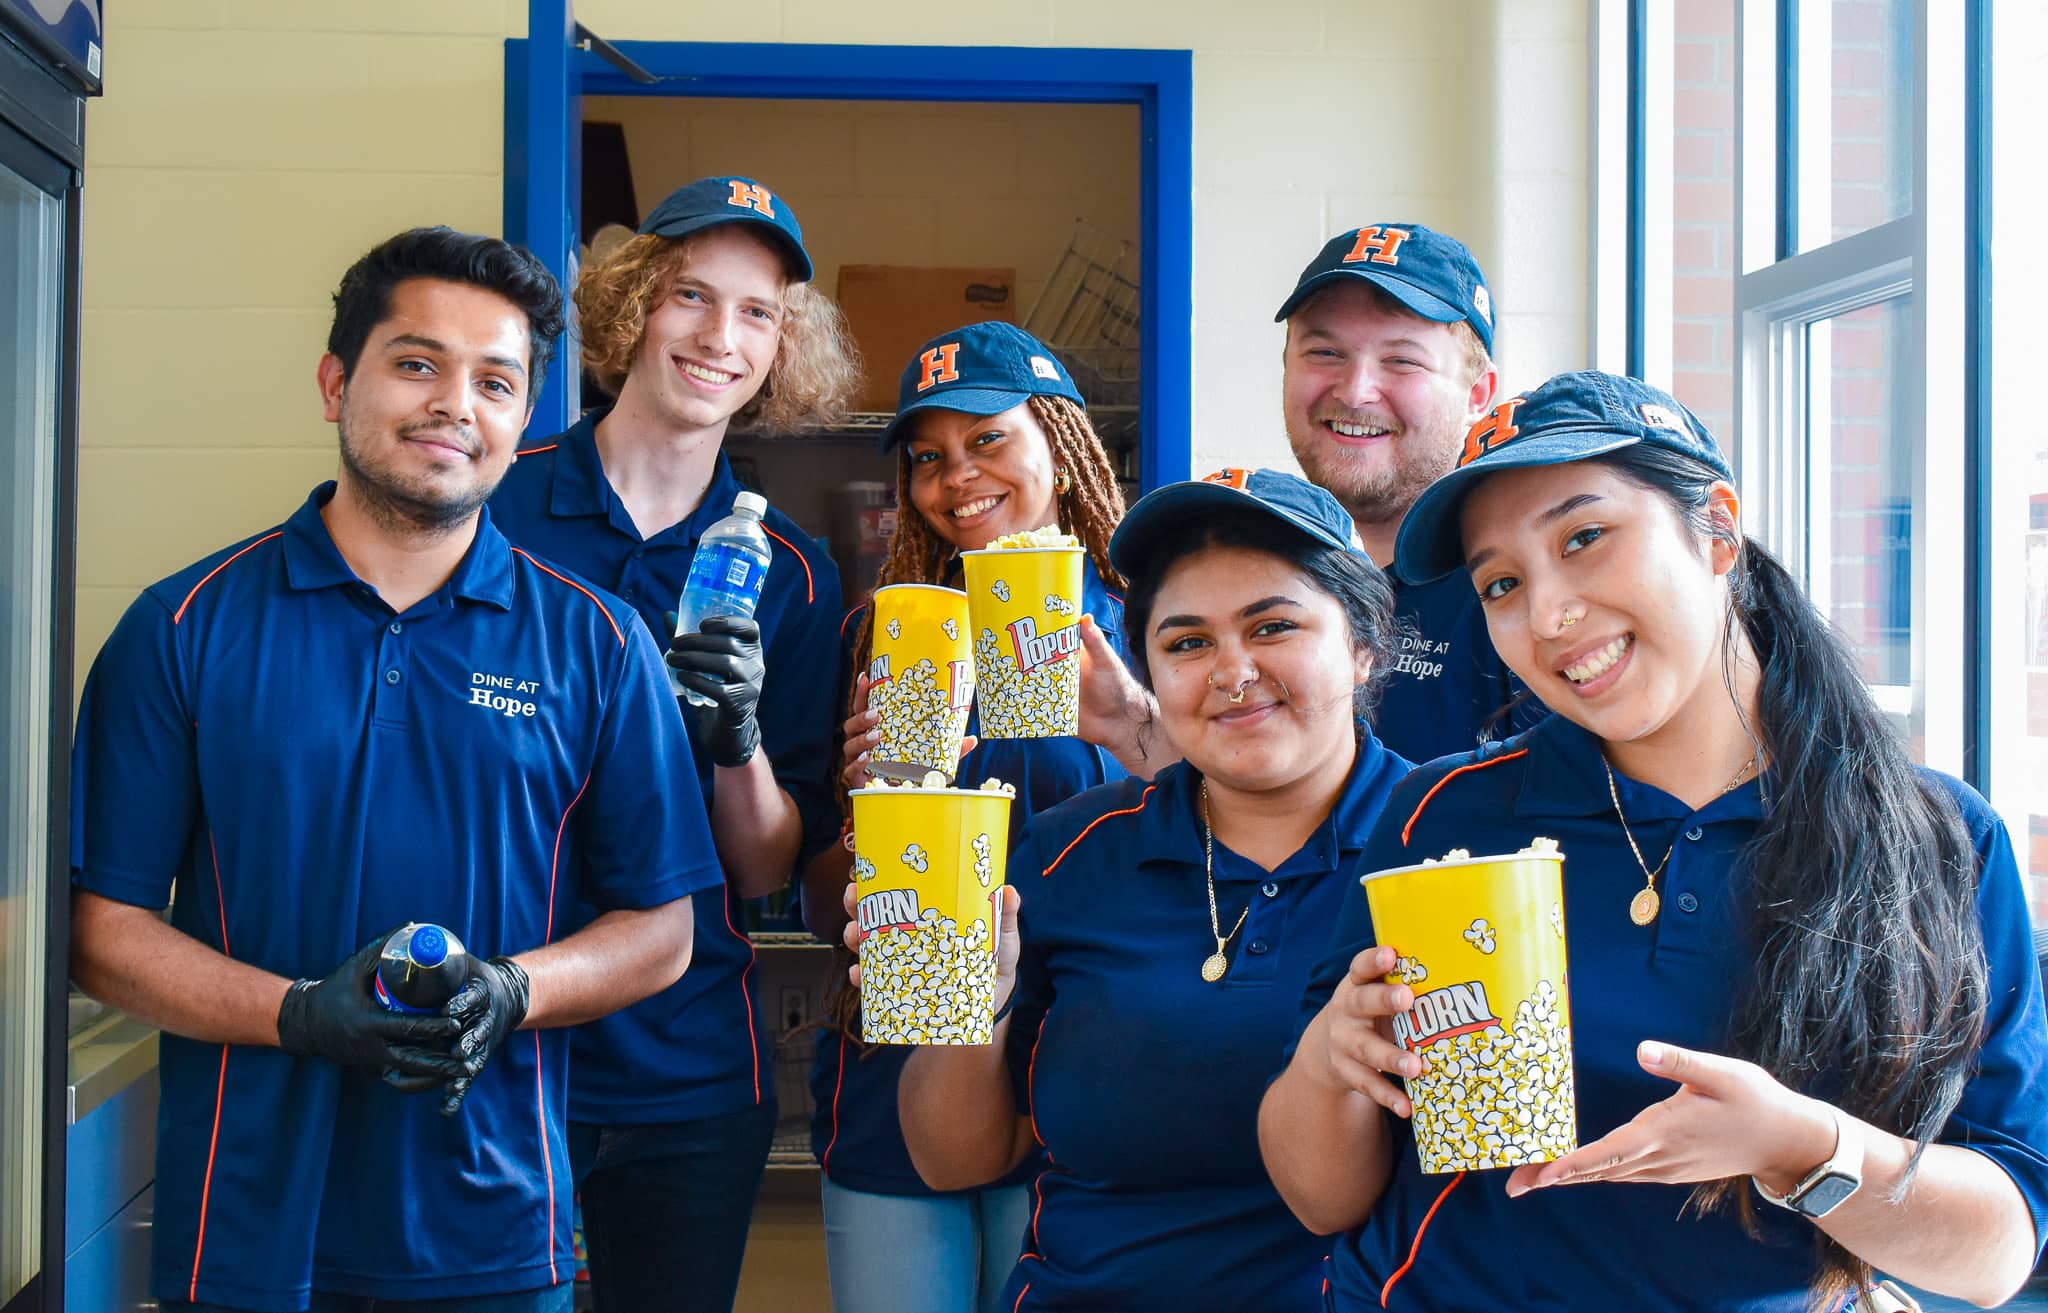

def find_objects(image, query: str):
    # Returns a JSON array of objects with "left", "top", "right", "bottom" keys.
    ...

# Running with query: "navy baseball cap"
[
  {"left": 637, "top": 175, "right": 814, "bottom": 282},
  {"left": 1109, "top": 468, "right": 1358, "bottom": 580},
  {"left": 879, "top": 322, "right": 1085, "bottom": 451},
  {"left": 1274, "top": 223, "right": 1495, "bottom": 356},
  {"left": 1393, "top": 371, "right": 1734, "bottom": 585}
]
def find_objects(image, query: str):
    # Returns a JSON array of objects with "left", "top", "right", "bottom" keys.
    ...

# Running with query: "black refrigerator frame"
[{"left": 0, "top": 13, "right": 85, "bottom": 1313}]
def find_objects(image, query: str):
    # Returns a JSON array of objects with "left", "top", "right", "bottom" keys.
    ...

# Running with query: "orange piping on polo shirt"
[{"left": 1398, "top": 752, "right": 1528, "bottom": 846}]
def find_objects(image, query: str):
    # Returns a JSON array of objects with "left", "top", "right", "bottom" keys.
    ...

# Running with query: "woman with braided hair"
[{"left": 798, "top": 322, "right": 1130, "bottom": 1313}]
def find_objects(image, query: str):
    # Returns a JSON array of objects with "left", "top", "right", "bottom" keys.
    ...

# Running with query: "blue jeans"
[
  {"left": 163, "top": 1287, "right": 571, "bottom": 1313},
  {"left": 567, "top": 1102, "right": 777, "bottom": 1313},
  {"left": 819, "top": 1177, "right": 1031, "bottom": 1313}
]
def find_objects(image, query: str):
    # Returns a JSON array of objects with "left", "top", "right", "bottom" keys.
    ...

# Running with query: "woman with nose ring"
[
  {"left": 798, "top": 322, "right": 1132, "bottom": 1313},
  {"left": 1263, "top": 373, "right": 2048, "bottom": 1311},
  {"left": 875, "top": 468, "right": 1414, "bottom": 1312}
]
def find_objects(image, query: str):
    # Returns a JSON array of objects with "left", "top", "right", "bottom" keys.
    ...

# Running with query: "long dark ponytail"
[{"left": 1601, "top": 444, "right": 1986, "bottom": 1308}]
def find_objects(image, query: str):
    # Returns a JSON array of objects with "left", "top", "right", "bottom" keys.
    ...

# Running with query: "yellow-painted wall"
[{"left": 77, "top": 0, "right": 1590, "bottom": 672}]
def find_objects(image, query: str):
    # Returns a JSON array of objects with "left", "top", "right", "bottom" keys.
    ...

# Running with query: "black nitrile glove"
[
  {"left": 435, "top": 955, "right": 532, "bottom": 1117},
  {"left": 276, "top": 929, "right": 467, "bottom": 1085},
  {"left": 667, "top": 615, "right": 765, "bottom": 768}
]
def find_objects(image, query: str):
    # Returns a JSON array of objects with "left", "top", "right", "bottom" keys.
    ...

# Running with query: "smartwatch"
[{"left": 1753, "top": 1104, "right": 1863, "bottom": 1218}]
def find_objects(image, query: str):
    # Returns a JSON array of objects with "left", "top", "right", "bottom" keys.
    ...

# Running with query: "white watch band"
[{"left": 1753, "top": 1103, "right": 1862, "bottom": 1211}]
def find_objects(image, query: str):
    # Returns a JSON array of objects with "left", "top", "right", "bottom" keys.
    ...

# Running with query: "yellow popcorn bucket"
[
  {"left": 868, "top": 585, "right": 975, "bottom": 782},
  {"left": 852, "top": 785, "right": 1012, "bottom": 1045},
  {"left": 1360, "top": 847, "right": 1577, "bottom": 1173},
  {"left": 960, "top": 545, "right": 1085, "bottom": 739}
]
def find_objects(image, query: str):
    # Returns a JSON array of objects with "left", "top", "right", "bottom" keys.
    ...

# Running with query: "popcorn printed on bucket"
[
  {"left": 853, "top": 855, "right": 877, "bottom": 884},
  {"left": 885, "top": 618, "right": 902, "bottom": 640},
  {"left": 942, "top": 618, "right": 960, "bottom": 641},
  {"left": 1463, "top": 918, "right": 1498, "bottom": 954},
  {"left": 971, "top": 832, "right": 994, "bottom": 889},
  {"left": 974, "top": 623, "right": 1081, "bottom": 739},
  {"left": 1395, "top": 955, "right": 1429, "bottom": 985},
  {"left": 1403, "top": 979, "right": 1575, "bottom": 1172},
  {"left": 1043, "top": 593, "right": 1076, "bottom": 616},
  {"left": 900, "top": 843, "right": 929, "bottom": 873},
  {"left": 1550, "top": 903, "right": 1564, "bottom": 938},
  {"left": 990, "top": 580, "right": 1012, "bottom": 603},
  {"left": 873, "top": 657, "right": 972, "bottom": 778},
  {"left": 860, "top": 906, "right": 999, "bottom": 1044}
]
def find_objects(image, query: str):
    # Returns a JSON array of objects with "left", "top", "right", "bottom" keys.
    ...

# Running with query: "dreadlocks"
[{"left": 824, "top": 394, "right": 1127, "bottom": 1037}]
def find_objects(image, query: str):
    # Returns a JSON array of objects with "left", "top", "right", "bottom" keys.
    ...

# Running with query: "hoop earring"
[{"left": 1053, "top": 468, "right": 1073, "bottom": 495}]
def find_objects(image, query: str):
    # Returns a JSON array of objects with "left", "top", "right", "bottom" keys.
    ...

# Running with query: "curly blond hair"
[{"left": 574, "top": 230, "right": 861, "bottom": 434}]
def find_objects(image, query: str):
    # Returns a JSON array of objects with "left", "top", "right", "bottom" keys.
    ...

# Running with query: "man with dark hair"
[{"left": 70, "top": 227, "right": 719, "bottom": 1313}]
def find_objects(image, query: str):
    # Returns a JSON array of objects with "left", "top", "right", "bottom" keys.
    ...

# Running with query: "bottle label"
[{"left": 725, "top": 557, "right": 752, "bottom": 589}]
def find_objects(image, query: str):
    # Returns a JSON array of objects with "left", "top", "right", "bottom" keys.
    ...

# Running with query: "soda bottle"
[
  {"left": 672, "top": 491, "right": 773, "bottom": 707},
  {"left": 373, "top": 922, "right": 471, "bottom": 1014}
]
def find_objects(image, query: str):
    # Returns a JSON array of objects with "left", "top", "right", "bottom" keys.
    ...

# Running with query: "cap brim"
[
  {"left": 877, "top": 387, "right": 1038, "bottom": 451},
  {"left": 1274, "top": 268, "right": 1466, "bottom": 326},
  {"left": 636, "top": 212, "right": 815, "bottom": 282},
  {"left": 1109, "top": 482, "right": 1353, "bottom": 580},
  {"left": 1392, "top": 430, "right": 1646, "bottom": 585}
]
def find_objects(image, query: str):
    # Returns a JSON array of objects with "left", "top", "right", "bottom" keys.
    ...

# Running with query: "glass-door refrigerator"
[{"left": 0, "top": 4, "right": 94, "bottom": 1312}]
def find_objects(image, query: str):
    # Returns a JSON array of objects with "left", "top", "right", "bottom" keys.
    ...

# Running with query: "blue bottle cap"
[{"left": 408, "top": 924, "right": 448, "bottom": 968}]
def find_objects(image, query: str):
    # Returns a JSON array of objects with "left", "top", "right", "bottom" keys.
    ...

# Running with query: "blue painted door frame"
[{"left": 505, "top": 8, "right": 1193, "bottom": 490}]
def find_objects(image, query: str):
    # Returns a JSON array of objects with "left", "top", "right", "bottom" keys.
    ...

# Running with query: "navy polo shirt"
[
  {"left": 811, "top": 559, "right": 1127, "bottom": 1195},
  {"left": 70, "top": 487, "right": 719, "bottom": 1312},
  {"left": 1296, "top": 715, "right": 2048, "bottom": 1313},
  {"left": 998, "top": 738, "right": 1413, "bottom": 1312},
  {"left": 1374, "top": 569, "right": 1536, "bottom": 765},
  {"left": 491, "top": 412, "right": 843, "bottom": 1123}
]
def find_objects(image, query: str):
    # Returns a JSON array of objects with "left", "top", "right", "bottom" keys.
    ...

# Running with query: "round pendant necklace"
[
  {"left": 1198, "top": 783, "right": 1252, "bottom": 982},
  {"left": 1602, "top": 750, "right": 1758, "bottom": 926}
]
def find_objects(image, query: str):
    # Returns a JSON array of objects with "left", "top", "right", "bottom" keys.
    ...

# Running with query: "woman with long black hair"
[{"left": 1262, "top": 371, "right": 2048, "bottom": 1310}]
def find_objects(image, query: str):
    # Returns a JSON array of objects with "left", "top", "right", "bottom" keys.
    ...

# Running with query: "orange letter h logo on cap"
[
  {"left": 727, "top": 181, "right": 776, "bottom": 216},
  {"left": 1342, "top": 225, "right": 1410, "bottom": 266},
  {"left": 917, "top": 344, "right": 961, "bottom": 392},
  {"left": 1459, "top": 398, "right": 1526, "bottom": 466}
]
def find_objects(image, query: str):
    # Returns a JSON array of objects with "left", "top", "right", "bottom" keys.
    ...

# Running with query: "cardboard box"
[{"left": 836, "top": 265, "right": 1018, "bottom": 412}]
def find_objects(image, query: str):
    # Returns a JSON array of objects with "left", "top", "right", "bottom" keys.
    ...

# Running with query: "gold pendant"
[
  {"left": 1629, "top": 885, "right": 1660, "bottom": 926},
  {"left": 1201, "top": 951, "right": 1229, "bottom": 982}
]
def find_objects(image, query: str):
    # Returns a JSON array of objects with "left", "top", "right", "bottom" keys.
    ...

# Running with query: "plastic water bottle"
[
  {"left": 672, "top": 491, "right": 772, "bottom": 706},
  {"left": 373, "top": 923, "right": 471, "bottom": 1014}
]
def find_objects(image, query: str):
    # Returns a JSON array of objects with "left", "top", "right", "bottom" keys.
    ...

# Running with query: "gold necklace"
[
  {"left": 1198, "top": 783, "right": 1252, "bottom": 982},
  {"left": 1601, "top": 750, "right": 1758, "bottom": 926}
]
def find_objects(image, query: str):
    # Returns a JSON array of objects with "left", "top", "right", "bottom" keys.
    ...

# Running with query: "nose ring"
[
  {"left": 1560, "top": 609, "right": 1580, "bottom": 629},
  {"left": 1208, "top": 672, "right": 1254, "bottom": 704}
]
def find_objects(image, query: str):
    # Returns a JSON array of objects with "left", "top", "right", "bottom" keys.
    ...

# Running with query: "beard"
[
  {"left": 336, "top": 403, "right": 493, "bottom": 537},
  {"left": 1286, "top": 408, "right": 1463, "bottom": 530}
]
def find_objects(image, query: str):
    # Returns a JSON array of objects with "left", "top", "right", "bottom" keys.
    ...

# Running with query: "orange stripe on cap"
[
  {"left": 511, "top": 547, "right": 625, "bottom": 648},
  {"left": 188, "top": 1044, "right": 231, "bottom": 1301},
  {"left": 1041, "top": 785, "right": 1156, "bottom": 877},
  {"left": 174, "top": 531, "right": 283, "bottom": 625},
  {"left": 1379, "top": 1170, "right": 1464, "bottom": 1307},
  {"left": 1399, "top": 751, "right": 1528, "bottom": 847},
  {"left": 762, "top": 526, "right": 815, "bottom": 605}
]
